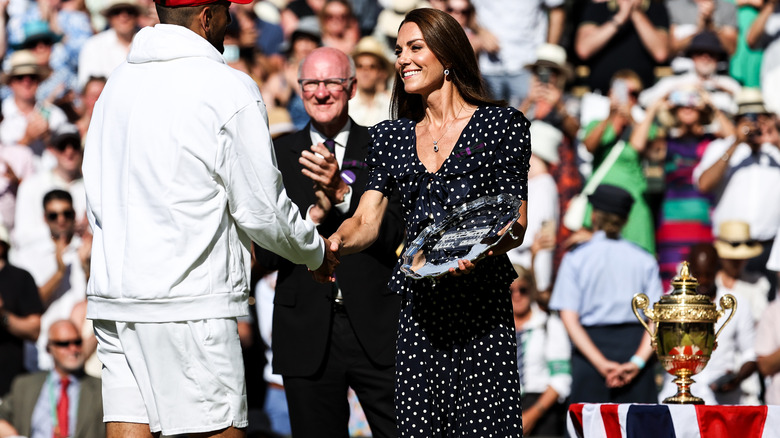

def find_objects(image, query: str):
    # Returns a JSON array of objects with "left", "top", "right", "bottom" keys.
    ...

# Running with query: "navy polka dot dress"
[{"left": 367, "top": 106, "right": 531, "bottom": 437}]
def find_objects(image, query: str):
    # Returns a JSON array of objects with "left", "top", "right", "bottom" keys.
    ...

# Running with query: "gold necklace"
[{"left": 431, "top": 105, "right": 465, "bottom": 153}]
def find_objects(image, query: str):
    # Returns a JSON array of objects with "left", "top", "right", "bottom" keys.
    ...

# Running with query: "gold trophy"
[{"left": 632, "top": 262, "right": 737, "bottom": 404}]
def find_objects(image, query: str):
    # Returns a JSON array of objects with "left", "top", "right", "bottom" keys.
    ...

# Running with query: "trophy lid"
[{"left": 659, "top": 261, "right": 712, "bottom": 305}]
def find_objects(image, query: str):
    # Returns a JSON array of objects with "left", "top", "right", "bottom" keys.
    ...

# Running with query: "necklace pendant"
[{"left": 433, "top": 141, "right": 439, "bottom": 153}]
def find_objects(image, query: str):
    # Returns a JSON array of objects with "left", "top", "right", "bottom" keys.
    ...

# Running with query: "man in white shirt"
[
  {"left": 10, "top": 190, "right": 90, "bottom": 372},
  {"left": 12, "top": 125, "right": 85, "bottom": 253},
  {"left": 694, "top": 88, "right": 780, "bottom": 295},
  {"left": 81, "top": 0, "right": 338, "bottom": 436},
  {"left": 77, "top": 0, "right": 142, "bottom": 90}
]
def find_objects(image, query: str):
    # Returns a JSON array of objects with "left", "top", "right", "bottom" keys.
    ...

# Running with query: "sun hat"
[
  {"left": 735, "top": 88, "right": 770, "bottom": 117},
  {"left": 353, "top": 36, "right": 392, "bottom": 73},
  {"left": 101, "top": 0, "right": 144, "bottom": 15},
  {"left": 684, "top": 31, "right": 727, "bottom": 60},
  {"left": 714, "top": 221, "right": 762, "bottom": 260},
  {"left": 12, "top": 21, "right": 63, "bottom": 50},
  {"left": 524, "top": 43, "right": 572, "bottom": 79},
  {"left": 376, "top": 0, "right": 429, "bottom": 38},
  {"left": 1, "top": 50, "right": 50, "bottom": 84}
]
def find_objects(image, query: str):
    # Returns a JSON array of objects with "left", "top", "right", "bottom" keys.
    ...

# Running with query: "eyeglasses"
[
  {"left": 46, "top": 209, "right": 76, "bottom": 221},
  {"left": 50, "top": 338, "right": 83, "bottom": 348},
  {"left": 298, "top": 77, "right": 353, "bottom": 92},
  {"left": 717, "top": 238, "right": 759, "bottom": 247}
]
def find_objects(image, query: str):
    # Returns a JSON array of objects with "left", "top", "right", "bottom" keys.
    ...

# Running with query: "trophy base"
[
  {"left": 662, "top": 374, "right": 705, "bottom": 405},
  {"left": 662, "top": 394, "right": 705, "bottom": 405}
]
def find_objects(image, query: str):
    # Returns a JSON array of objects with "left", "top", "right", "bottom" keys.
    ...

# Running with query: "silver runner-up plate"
[{"left": 400, "top": 194, "right": 523, "bottom": 280}]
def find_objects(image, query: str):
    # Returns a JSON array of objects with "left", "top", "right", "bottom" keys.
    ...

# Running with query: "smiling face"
[
  {"left": 395, "top": 22, "right": 446, "bottom": 96},
  {"left": 48, "top": 320, "right": 85, "bottom": 376},
  {"left": 299, "top": 47, "right": 355, "bottom": 136}
]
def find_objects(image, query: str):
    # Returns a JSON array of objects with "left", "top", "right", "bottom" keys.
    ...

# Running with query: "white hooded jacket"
[{"left": 83, "top": 24, "right": 324, "bottom": 322}]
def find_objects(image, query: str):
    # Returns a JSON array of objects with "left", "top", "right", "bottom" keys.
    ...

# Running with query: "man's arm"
[
  {"left": 574, "top": 0, "right": 633, "bottom": 60},
  {"left": 217, "top": 102, "right": 326, "bottom": 271},
  {"left": 547, "top": 7, "right": 566, "bottom": 44},
  {"left": 630, "top": 4, "right": 669, "bottom": 63}
]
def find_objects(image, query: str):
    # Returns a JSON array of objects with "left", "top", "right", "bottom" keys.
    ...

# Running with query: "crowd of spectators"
[{"left": 3, "top": 0, "right": 780, "bottom": 436}]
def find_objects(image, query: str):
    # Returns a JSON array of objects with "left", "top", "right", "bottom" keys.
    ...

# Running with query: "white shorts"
[{"left": 94, "top": 318, "right": 248, "bottom": 435}]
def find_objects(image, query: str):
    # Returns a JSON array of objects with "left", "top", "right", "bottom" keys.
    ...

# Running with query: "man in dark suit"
[
  {"left": 256, "top": 46, "right": 403, "bottom": 438},
  {"left": 0, "top": 319, "right": 103, "bottom": 438}
]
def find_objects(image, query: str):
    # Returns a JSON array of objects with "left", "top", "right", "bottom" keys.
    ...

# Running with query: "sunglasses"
[
  {"left": 108, "top": 6, "right": 139, "bottom": 16},
  {"left": 717, "top": 238, "right": 759, "bottom": 247},
  {"left": 46, "top": 209, "right": 76, "bottom": 221},
  {"left": 50, "top": 338, "right": 83, "bottom": 348},
  {"left": 53, "top": 141, "right": 80, "bottom": 152},
  {"left": 446, "top": 7, "right": 471, "bottom": 15},
  {"left": 11, "top": 74, "right": 39, "bottom": 82}
]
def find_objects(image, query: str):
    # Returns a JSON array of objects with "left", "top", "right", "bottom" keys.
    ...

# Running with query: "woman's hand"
[{"left": 448, "top": 258, "right": 477, "bottom": 276}]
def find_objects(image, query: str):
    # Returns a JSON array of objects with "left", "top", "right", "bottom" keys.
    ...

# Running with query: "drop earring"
[{"left": 444, "top": 69, "right": 450, "bottom": 77}]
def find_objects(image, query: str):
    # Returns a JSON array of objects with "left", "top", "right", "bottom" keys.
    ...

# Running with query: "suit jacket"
[
  {"left": 0, "top": 371, "right": 104, "bottom": 438},
  {"left": 259, "top": 121, "right": 404, "bottom": 377}
]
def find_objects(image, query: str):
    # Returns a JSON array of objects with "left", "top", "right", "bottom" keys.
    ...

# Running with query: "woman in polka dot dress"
[{"left": 327, "top": 8, "right": 530, "bottom": 438}]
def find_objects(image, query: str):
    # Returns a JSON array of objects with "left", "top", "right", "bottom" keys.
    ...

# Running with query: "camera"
[{"left": 537, "top": 66, "right": 552, "bottom": 85}]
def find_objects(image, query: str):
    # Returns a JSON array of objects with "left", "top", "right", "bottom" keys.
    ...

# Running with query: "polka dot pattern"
[{"left": 367, "top": 106, "right": 531, "bottom": 437}]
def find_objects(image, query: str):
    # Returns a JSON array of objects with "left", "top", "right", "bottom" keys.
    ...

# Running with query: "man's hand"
[
  {"left": 311, "top": 235, "right": 339, "bottom": 283},
  {"left": 53, "top": 233, "right": 68, "bottom": 274},
  {"left": 300, "top": 143, "right": 349, "bottom": 204},
  {"left": 309, "top": 186, "right": 333, "bottom": 224}
]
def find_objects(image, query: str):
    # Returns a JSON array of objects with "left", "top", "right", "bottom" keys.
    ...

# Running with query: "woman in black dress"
[{"left": 328, "top": 8, "right": 531, "bottom": 437}]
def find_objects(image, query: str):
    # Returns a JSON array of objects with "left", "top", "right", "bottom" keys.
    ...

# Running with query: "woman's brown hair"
[{"left": 390, "top": 8, "right": 504, "bottom": 121}]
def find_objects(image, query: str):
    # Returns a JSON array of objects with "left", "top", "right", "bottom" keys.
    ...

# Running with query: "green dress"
[
  {"left": 582, "top": 120, "right": 656, "bottom": 255},
  {"left": 728, "top": 1, "right": 763, "bottom": 87}
]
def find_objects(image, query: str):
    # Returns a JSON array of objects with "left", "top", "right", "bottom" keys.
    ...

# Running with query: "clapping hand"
[
  {"left": 300, "top": 143, "right": 348, "bottom": 205},
  {"left": 311, "top": 235, "right": 340, "bottom": 283}
]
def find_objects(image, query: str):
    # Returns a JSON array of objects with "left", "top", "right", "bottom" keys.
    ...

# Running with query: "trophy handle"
[
  {"left": 714, "top": 294, "right": 737, "bottom": 341},
  {"left": 632, "top": 293, "right": 656, "bottom": 338}
]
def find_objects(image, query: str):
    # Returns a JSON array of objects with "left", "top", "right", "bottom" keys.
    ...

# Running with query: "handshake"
[{"left": 311, "top": 235, "right": 342, "bottom": 283}]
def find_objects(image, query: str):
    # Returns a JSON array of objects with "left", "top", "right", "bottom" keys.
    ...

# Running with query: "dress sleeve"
[
  {"left": 366, "top": 121, "right": 398, "bottom": 197},
  {"left": 495, "top": 110, "right": 532, "bottom": 200}
]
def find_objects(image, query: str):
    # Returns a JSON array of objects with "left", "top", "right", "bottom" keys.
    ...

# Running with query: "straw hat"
[
  {"left": 735, "top": 88, "right": 769, "bottom": 117},
  {"left": 101, "top": 0, "right": 142, "bottom": 16},
  {"left": 376, "top": 0, "right": 429, "bottom": 38},
  {"left": 714, "top": 221, "right": 762, "bottom": 260},
  {"left": 524, "top": 43, "right": 572, "bottom": 79},
  {"left": 353, "top": 36, "right": 393, "bottom": 74},
  {"left": 1, "top": 50, "right": 50, "bottom": 84}
]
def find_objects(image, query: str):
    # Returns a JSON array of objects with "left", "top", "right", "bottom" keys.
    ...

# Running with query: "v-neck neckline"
[{"left": 412, "top": 107, "right": 479, "bottom": 175}]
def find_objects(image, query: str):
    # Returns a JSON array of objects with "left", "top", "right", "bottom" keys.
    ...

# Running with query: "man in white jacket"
[{"left": 81, "top": 0, "right": 338, "bottom": 436}]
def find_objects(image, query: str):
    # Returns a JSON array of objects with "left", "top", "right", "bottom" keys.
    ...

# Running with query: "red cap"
[{"left": 154, "top": 0, "right": 251, "bottom": 6}]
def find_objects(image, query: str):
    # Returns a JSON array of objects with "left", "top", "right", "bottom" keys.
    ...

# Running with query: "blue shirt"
[
  {"left": 550, "top": 231, "right": 663, "bottom": 326},
  {"left": 30, "top": 372, "right": 80, "bottom": 438}
]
